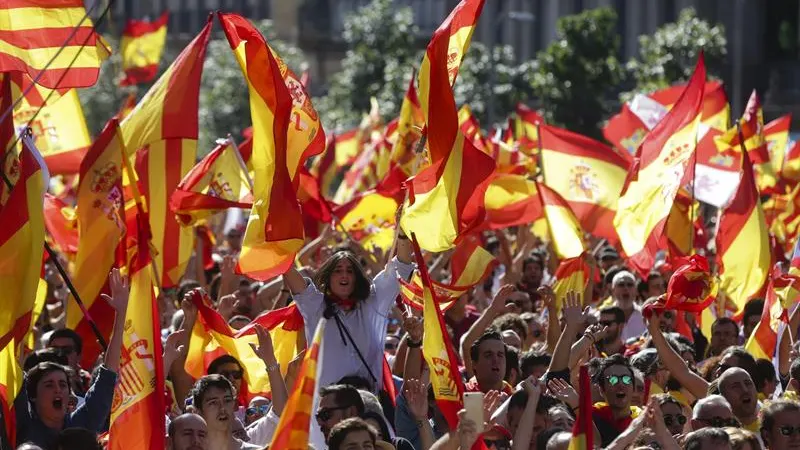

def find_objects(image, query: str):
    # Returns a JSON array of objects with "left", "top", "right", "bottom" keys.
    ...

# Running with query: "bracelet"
[
  {"left": 406, "top": 337, "right": 422, "bottom": 348},
  {"left": 265, "top": 362, "right": 280, "bottom": 372}
]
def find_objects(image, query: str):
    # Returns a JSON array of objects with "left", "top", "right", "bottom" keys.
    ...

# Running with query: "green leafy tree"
[
  {"left": 625, "top": 8, "right": 726, "bottom": 98},
  {"left": 531, "top": 6, "right": 625, "bottom": 139},
  {"left": 78, "top": 35, "right": 129, "bottom": 136},
  {"left": 315, "top": 0, "right": 420, "bottom": 131}
]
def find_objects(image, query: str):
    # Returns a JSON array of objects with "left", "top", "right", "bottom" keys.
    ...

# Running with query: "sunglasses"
[
  {"left": 483, "top": 438, "right": 511, "bottom": 450},
  {"left": 219, "top": 370, "right": 243, "bottom": 380},
  {"left": 606, "top": 375, "right": 633, "bottom": 386},
  {"left": 779, "top": 426, "right": 800, "bottom": 436},
  {"left": 699, "top": 417, "right": 740, "bottom": 428},
  {"left": 599, "top": 320, "right": 618, "bottom": 327},
  {"left": 662, "top": 311, "right": 674, "bottom": 319},
  {"left": 52, "top": 345, "right": 76, "bottom": 355},
  {"left": 663, "top": 414, "right": 686, "bottom": 427},
  {"left": 315, "top": 405, "right": 351, "bottom": 422},
  {"left": 246, "top": 405, "right": 270, "bottom": 416}
]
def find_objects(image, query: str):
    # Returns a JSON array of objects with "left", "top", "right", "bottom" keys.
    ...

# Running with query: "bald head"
[
  {"left": 546, "top": 431, "right": 572, "bottom": 450},
  {"left": 168, "top": 413, "right": 208, "bottom": 450},
  {"left": 717, "top": 367, "right": 757, "bottom": 423}
]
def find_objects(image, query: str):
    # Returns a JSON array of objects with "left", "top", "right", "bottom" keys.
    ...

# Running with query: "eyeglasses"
[
  {"left": 246, "top": 405, "right": 269, "bottom": 416},
  {"left": 315, "top": 405, "right": 351, "bottom": 422},
  {"left": 483, "top": 438, "right": 511, "bottom": 450},
  {"left": 218, "top": 370, "right": 243, "bottom": 380},
  {"left": 663, "top": 414, "right": 686, "bottom": 427},
  {"left": 699, "top": 417, "right": 740, "bottom": 428},
  {"left": 779, "top": 426, "right": 800, "bottom": 436},
  {"left": 606, "top": 375, "right": 633, "bottom": 386}
]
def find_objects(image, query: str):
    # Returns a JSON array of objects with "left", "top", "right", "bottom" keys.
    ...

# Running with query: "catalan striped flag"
[
  {"left": 552, "top": 255, "right": 589, "bottom": 312},
  {"left": 716, "top": 148, "right": 771, "bottom": 315},
  {"left": 219, "top": 13, "right": 306, "bottom": 281},
  {"left": 121, "top": 19, "right": 211, "bottom": 288},
  {"left": 120, "top": 12, "right": 169, "bottom": 86},
  {"left": 568, "top": 365, "right": 594, "bottom": 450},
  {"left": 418, "top": 0, "right": 485, "bottom": 165},
  {"left": 0, "top": 0, "right": 111, "bottom": 89},
  {"left": 483, "top": 174, "right": 541, "bottom": 229},
  {"left": 169, "top": 139, "right": 253, "bottom": 227},
  {"left": 614, "top": 54, "right": 706, "bottom": 277},
  {"left": 11, "top": 80, "right": 92, "bottom": 175},
  {"left": 66, "top": 119, "right": 127, "bottom": 364},
  {"left": 744, "top": 270, "right": 795, "bottom": 361},
  {"left": 0, "top": 134, "right": 47, "bottom": 351},
  {"left": 539, "top": 124, "right": 631, "bottom": 245},
  {"left": 108, "top": 206, "right": 165, "bottom": 450},
  {"left": 268, "top": 317, "right": 326, "bottom": 450},
  {"left": 411, "top": 234, "right": 464, "bottom": 428},
  {"left": 0, "top": 75, "right": 16, "bottom": 206}
]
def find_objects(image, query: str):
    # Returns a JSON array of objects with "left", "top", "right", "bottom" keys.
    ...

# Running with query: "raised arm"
[
  {"left": 646, "top": 309, "right": 709, "bottom": 399},
  {"left": 511, "top": 377, "right": 541, "bottom": 450},
  {"left": 548, "top": 291, "right": 585, "bottom": 374},
  {"left": 460, "top": 285, "right": 514, "bottom": 377},
  {"left": 540, "top": 286, "right": 560, "bottom": 354},
  {"left": 282, "top": 266, "right": 308, "bottom": 294},
  {"left": 250, "top": 324, "right": 289, "bottom": 416},
  {"left": 101, "top": 268, "right": 130, "bottom": 373},
  {"left": 297, "top": 225, "right": 334, "bottom": 267}
]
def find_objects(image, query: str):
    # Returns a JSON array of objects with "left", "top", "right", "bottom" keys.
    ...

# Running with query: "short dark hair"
[
  {"left": 470, "top": 330, "right": 505, "bottom": 362},
  {"left": 760, "top": 399, "right": 800, "bottom": 433},
  {"left": 519, "top": 351, "right": 551, "bottom": 379},
  {"left": 48, "top": 328, "right": 83, "bottom": 355},
  {"left": 593, "top": 354, "right": 633, "bottom": 386},
  {"left": 522, "top": 254, "right": 544, "bottom": 273},
  {"left": 336, "top": 375, "right": 373, "bottom": 392},
  {"left": 319, "top": 384, "right": 365, "bottom": 416},
  {"left": 719, "top": 346, "right": 757, "bottom": 380},
  {"left": 743, "top": 299, "right": 764, "bottom": 324},
  {"left": 26, "top": 362, "right": 70, "bottom": 401},
  {"left": 684, "top": 427, "right": 730, "bottom": 450},
  {"left": 505, "top": 346, "right": 519, "bottom": 381},
  {"left": 327, "top": 418, "right": 378, "bottom": 450},
  {"left": 493, "top": 313, "right": 528, "bottom": 342},
  {"left": 753, "top": 358, "right": 777, "bottom": 391},
  {"left": 712, "top": 317, "right": 739, "bottom": 334},
  {"left": 598, "top": 306, "right": 625, "bottom": 324},
  {"left": 207, "top": 355, "right": 242, "bottom": 375},
  {"left": 790, "top": 357, "right": 800, "bottom": 382},
  {"left": 191, "top": 374, "right": 234, "bottom": 410},
  {"left": 56, "top": 427, "right": 102, "bottom": 450},
  {"left": 23, "top": 348, "right": 67, "bottom": 372},
  {"left": 313, "top": 252, "right": 371, "bottom": 302}
]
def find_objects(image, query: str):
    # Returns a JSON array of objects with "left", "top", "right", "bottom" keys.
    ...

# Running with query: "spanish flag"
[
  {"left": 539, "top": 124, "right": 631, "bottom": 244},
  {"left": 614, "top": 54, "right": 706, "bottom": 277},
  {"left": 333, "top": 190, "right": 399, "bottom": 252},
  {"left": 765, "top": 115, "right": 795, "bottom": 183},
  {"left": 716, "top": 148, "right": 771, "bottom": 314},
  {"left": 411, "top": 234, "right": 465, "bottom": 428},
  {"left": 43, "top": 193, "right": 78, "bottom": 256},
  {"left": 0, "top": 0, "right": 110, "bottom": 89},
  {"left": 537, "top": 181, "right": 586, "bottom": 260},
  {"left": 418, "top": 0, "right": 485, "bottom": 164},
  {"left": 387, "top": 71, "right": 424, "bottom": 175},
  {"left": 458, "top": 104, "right": 488, "bottom": 152},
  {"left": 11, "top": 83, "right": 92, "bottom": 175},
  {"left": 514, "top": 103, "right": 543, "bottom": 152},
  {"left": 568, "top": 365, "right": 594, "bottom": 450},
  {"left": 66, "top": 119, "right": 127, "bottom": 362},
  {"left": 552, "top": 255, "right": 589, "bottom": 311},
  {"left": 117, "top": 92, "right": 138, "bottom": 121},
  {"left": 219, "top": 13, "right": 306, "bottom": 281},
  {"left": 120, "top": 12, "right": 169, "bottom": 86},
  {"left": 108, "top": 209, "right": 166, "bottom": 450},
  {"left": 169, "top": 139, "right": 253, "bottom": 227},
  {"left": 0, "top": 75, "right": 16, "bottom": 205},
  {"left": 483, "top": 174, "right": 540, "bottom": 229},
  {"left": 268, "top": 318, "right": 326, "bottom": 450},
  {"left": 744, "top": 270, "right": 794, "bottom": 361},
  {"left": 0, "top": 133, "right": 47, "bottom": 351},
  {"left": 334, "top": 128, "right": 361, "bottom": 167}
]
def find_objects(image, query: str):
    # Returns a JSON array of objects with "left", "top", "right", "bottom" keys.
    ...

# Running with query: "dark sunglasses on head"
[
  {"left": 246, "top": 405, "right": 270, "bottom": 416},
  {"left": 663, "top": 414, "right": 686, "bottom": 427},
  {"left": 315, "top": 405, "right": 351, "bottom": 422},
  {"left": 779, "top": 426, "right": 800, "bottom": 436},
  {"left": 219, "top": 370, "right": 243, "bottom": 380},
  {"left": 700, "top": 417, "right": 740, "bottom": 428},
  {"left": 606, "top": 375, "right": 633, "bottom": 386}
]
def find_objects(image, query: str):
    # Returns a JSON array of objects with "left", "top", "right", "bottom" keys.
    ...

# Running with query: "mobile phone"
[{"left": 463, "top": 392, "right": 484, "bottom": 426}]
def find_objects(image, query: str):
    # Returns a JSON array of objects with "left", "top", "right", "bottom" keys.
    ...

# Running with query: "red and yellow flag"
[
  {"left": 334, "top": 128, "right": 361, "bottom": 167},
  {"left": 0, "top": 75, "right": 17, "bottom": 205},
  {"left": 333, "top": 189, "right": 399, "bottom": 252},
  {"left": 539, "top": 124, "right": 631, "bottom": 244},
  {"left": 0, "top": 0, "right": 110, "bottom": 89},
  {"left": 117, "top": 92, "right": 138, "bottom": 121},
  {"left": 483, "top": 174, "right": 542, "bottom": 230},
  {"left": 744, "top": 270, "right": 795, "bottom": 361},
  {"left": 310, "top": 135, "right": 339, "bottom": 197},
  {"left": 387, "top": 71, "right": 424, "bottom": 175},
  {"left": 411, "top": 234, "right": 464, "bottom": 428},
  {"left": 219, "top": 13, "right": 306, "bottom": 280},
  {"left": 514, "top": 103, "right": 543, "bottom": 152},
  {"left": 108, "top": 209, "right": 166, "bottom": 450},
  {"left": 716, "top": 149, "right": 771, "bottom": 314},
  {"left": 121, "top": 19, "right": 211, "bottom": 287},
  {"left": 120, "top": 12, "right": 169, "bottom": 86},
  {"left": 298, "top": 165, "right": 332, "bottom": 237},
  {"left": 268, "top": 318, "right": 326, "bottom": 450},
  {"left": 537, "top": 182, "right": 586, "bottom": 260},
  {"left": 568, "top": 365, "right": 594, "bottom": 450},
  {"left": 614, "top": 54, "right": 706, "bottom": 277},
  {"left": 765, "top": 115, "right": 795, "bottom": 184},
  {"left": 169, "top": 139, "right": 253, "bottom": 227},
  {"left": 418, "top": 0, "right": 485, "bottom": 165},
  {"left": 43, "top": 193, "right": 78, "bottom": 255},
  {"left": 551, "top": 255, "right": 589, "bottom": 311},
  {"left": 0, "top": 134, "right": 47, "bottom": 350}
]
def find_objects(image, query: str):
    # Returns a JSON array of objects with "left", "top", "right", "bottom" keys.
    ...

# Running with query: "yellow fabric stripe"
[
  {"left": 544, "top": 203, "right": 585, "bottom": 259},
  {"left": 0, "top": 7, "right": 87, "bottom": 31},
  {"left": 452, "top": 246, "right": 495, "bottom": 287},
  {"left": 541, "top": 150, "right": 627, "bottom": 208},
  {"left": 120, "top": 65, "right": 169, "bottom": 150},
  {"left": 121, "top": 26, "right": 167, "bottom": 68},
  {"left": 484, "top": 174, "right": 537, "bottom": 210},
  {"left": 719, "top": 206, "right": 770, "bottom": 313},
  {"left": 0, "top": 40, "right": 101, "bottom": 70}
]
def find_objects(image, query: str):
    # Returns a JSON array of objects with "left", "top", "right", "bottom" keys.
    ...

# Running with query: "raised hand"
[
  {"left": 547, "top": 377, "right": 579, "bottom": 409},
  {"left": 163, "top": 329, "right": 186, "bottom": 372},
  {"left": 403, "top": 315, "right": 423, "bottom": 343},
  {"left": 217, "top": 294, "right": 236, "bottom": 321},
  {"left": 522, "top": 376, "right": 542, "bottom": 400},
  {"left": 563, "top": 291, "right": 585, "bottom": 327},
  {"left": 249, "top": 324, "right": 277, "bottom": 365},
  {"left": 490, "top": 285, "right": 515, "bottom": 315},
  {"left": 483, "top": 390, "right": 508, "bottom": 423},
  {"left": 403, "top": 378, "right": 429, "bottom": 420},
  {"left": 221, "top": 255, "right": 236, "bottom": 277},
  {"left": 101, "top": 268, "right": 130, "bottom": 316},
  {"left": 537, "top": 285, "right": 556, "bottom": 311}
]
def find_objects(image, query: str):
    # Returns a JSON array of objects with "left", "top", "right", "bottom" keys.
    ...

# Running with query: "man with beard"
[
  {"left": 591, "top": 354, "right": 641, "bottom": 447},
  {"left": 596, "top": 306, "right": 627, "bottom": 356},
  {"left": 168, "top": 413, "right": 208, "bottom": 450},
  {"left": 190, "top": 375, "right": 260, "bottom": 450},
  {"left": 516, "top": 254, "right": 545, "bottom": 300},
  {"left": 718, "top": 367, "right": 760, "bottom": 432}
]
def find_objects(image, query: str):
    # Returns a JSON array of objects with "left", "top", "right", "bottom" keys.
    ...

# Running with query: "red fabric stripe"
[
  {"left": 0, "top": 142, "right": 37, "bottom": 244},
  {"left": 0, "top": 55, "right": 100, "bottom": 89},
  {"left": 540, "top": 124, "right": 631, "bottom": 167},
  {"left": 236, "top": 305, "right": 304, "bottom": 335},
  {"left": 0, "top": 27, "right": 96, "bottom": 50},
  {"left": 383, "top": 356, "right": 397, "bottom": 407},
  {"left": 455, "top": 138, "right": 496, "bottom": 236},
  {"left": 0, "top": 384, "right": 16, "bottom": 447},
  {"left": 78, "top": 119, "right": 119, "bottom": 180},
  {"left": 716, "top": 152, "right": 758, "bottom": 255},
  {"left": 170, "top": 189, "right": 252, "bottom": 222},
  {"left": 120, "top": 65, "right": 159, "bottom": 87},
  {"left": 160, "top": 139, "right": 185, "bottom": 287},
  {"left": 567, "top": 202, "right": 620, "bottom": 245},
  {"left": 486, "top": 196, "right": 542, "bottom": 230},
  {"left": 627, "top": 216, "right": 670, "bottom": 278},
  {"left": 0, "top": 310, "right": 32, "bottom": 352},
  {"left": 42, "top": 147, "right": 88, "bottom": 175},
  {"left": 122, "top": 11, "right": 169, "bottom": 38},
  {"left": 43, "top": 193, "right": 78, "bottom": 253},
  {"left": 75, "top": 283, "right": 114, "bottom": 369}
]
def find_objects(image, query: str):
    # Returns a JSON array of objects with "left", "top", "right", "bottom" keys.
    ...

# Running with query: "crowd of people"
[{"left": 5, "top": 218, "right": 800, "bottom": 450}]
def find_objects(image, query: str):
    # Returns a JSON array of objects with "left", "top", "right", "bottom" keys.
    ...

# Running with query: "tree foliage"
[
  {"left": 78, "top": 35, "right": 131, "bottom": 136},
  {"left": 314, "top": 0, "right": 420, "bottom": 131},
  {"left": 625, "top": 8, "right": 726, "bottom": 98},
  {"left": 531, "top": 6, "right": 625, "bottom": 139}
]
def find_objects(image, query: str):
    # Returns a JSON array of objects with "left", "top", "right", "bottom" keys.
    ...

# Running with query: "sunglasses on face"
[
  {"left": 700, "top": 417, "right": 740, "bottom": 428},
  {"left": 483, "top": 439, "right": 511, "bottom": 450},
  {"left": 606, "top": 375, "right": 633, "bottom": 386},
  {"left": 663, "top": 414, "right": 686, "bottom": 427},
  {"left": 315, "top": 405, "right": 350, "bottom": 422},
  {"left": 662, "top": 311, "right": 674, "bottom": 319},
  {"left": 779, "top": 426, "right": 800, "bottom": 436},
  {"left": 219, "top": 370, "right": 243, "bottom": 380},
  {"left": 246, "top": 405, "right": 269, "bottom": 416},
  {"left": 52, "top": 346, "right": 76, "bottom": 355}
]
